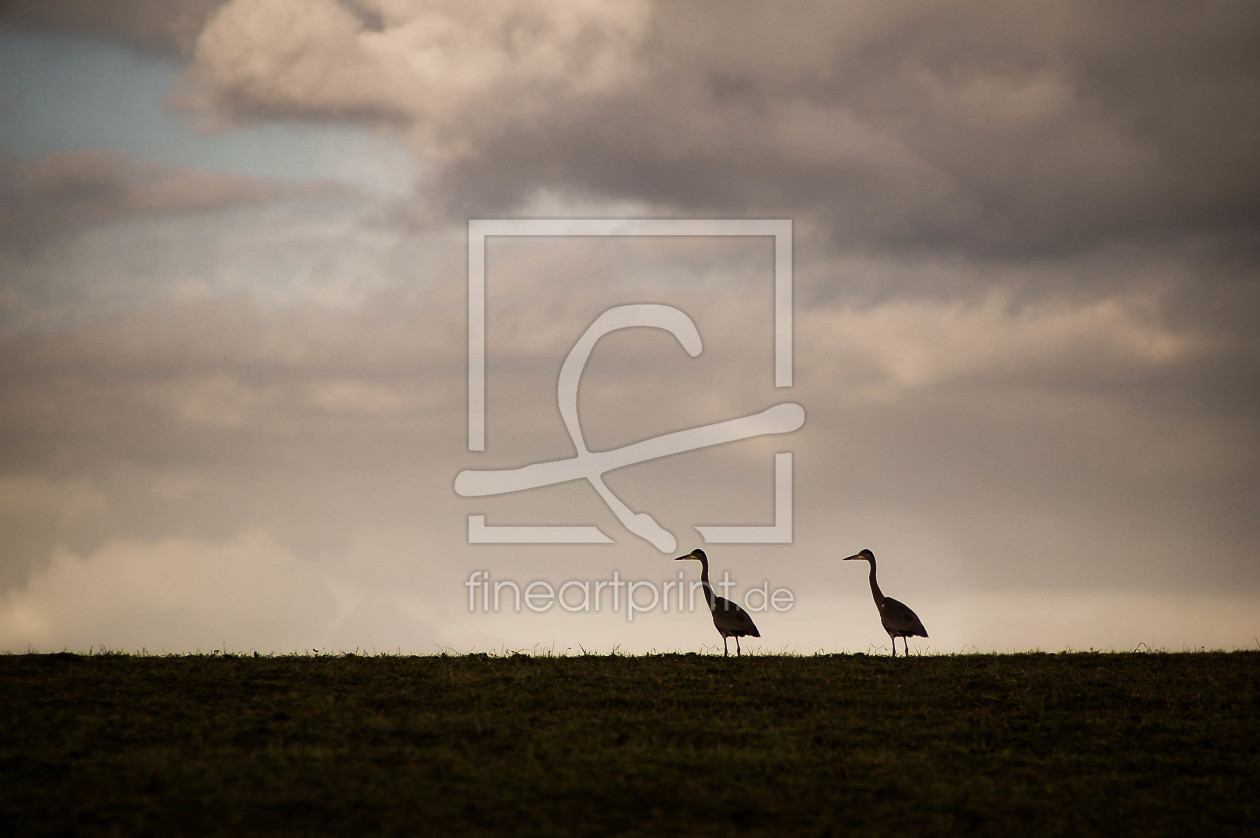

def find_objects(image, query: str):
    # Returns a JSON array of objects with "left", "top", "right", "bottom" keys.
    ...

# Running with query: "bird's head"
[
  {"left": 675, "top": 548, "right": 707, "bottom": 562},
  {"left": 843, "top": 548, "right": 875, "bottom": 562}
]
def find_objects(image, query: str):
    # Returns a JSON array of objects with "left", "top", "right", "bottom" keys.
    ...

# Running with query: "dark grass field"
[{"left": 2, "top": 651, "right": 1257, "bottom": 836}]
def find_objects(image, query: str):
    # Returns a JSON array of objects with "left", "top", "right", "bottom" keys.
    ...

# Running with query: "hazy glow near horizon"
[{"left": 1, "top": 2, "right": 1257, "bottom": 654}]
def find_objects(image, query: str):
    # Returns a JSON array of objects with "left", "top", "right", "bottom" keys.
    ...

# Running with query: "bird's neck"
[
  {"left": 697, "top": 557, "right": 717, "bottom": 609},
  {"left": 867, "top": 560, "right": 886, "bottom": 607}
]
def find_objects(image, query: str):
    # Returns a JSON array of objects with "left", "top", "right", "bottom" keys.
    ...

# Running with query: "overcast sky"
[{"left": 1, "top": 1, "right": 1257, "bottom": 654}]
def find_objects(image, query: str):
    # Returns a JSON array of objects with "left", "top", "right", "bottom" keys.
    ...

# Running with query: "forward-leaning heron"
[{"left": 675, "top": 548, "right": 760, "bottom": 656}]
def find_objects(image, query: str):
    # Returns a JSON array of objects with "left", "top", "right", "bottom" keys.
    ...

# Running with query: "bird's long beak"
[
  {"left": 674, "top": 555, "right": 690, "bottom": 561},
  {"left": 842, "top": 553, "right": 861, "bottom": 561}
]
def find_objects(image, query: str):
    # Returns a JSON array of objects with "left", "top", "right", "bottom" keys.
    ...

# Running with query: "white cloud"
[{"left": 184, "top": 0, "right": 651, "bottom": 156}]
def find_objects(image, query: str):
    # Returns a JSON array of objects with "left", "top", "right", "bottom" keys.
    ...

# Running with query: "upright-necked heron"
[{"left": 843, "top": 548, "right": 928, "bottom": 656}]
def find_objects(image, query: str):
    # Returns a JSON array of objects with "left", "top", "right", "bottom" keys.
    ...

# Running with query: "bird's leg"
[
  {"left": 736, "top": 637, "right": 742, "bottom": 657},
  {"left": 889, "top": 634, "right": 896, "bottom": 657},
  {"left": 723, "top": 636, "right": 729, "bottom": 656}
]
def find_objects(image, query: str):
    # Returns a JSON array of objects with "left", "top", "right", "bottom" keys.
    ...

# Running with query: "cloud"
[
  {"left": 407, "top": 2, "right": 1260, "bottom": 263},
  {"left": 0, "top": 149, "right": 348, "bottom": 251},
  {"left": 11, "top": 2, "right": 1258, "bottom": 266},
  {"left": 2, "top": 0, "right": 226, "bottom": 57},
  {"left": 177, "top": 0, "right": 651, "bottom": 149},
  {"left": 0, "top": 294, "right": 470, "bottom": 588},
  {"left": 0, "top": 285, "right": 1254, "bottom": 649},
  {"left": 0, "top": 531, "right": 340, "bottom": 652},
  {"left": 800, "top": 289, "right": 1208, "bottom": 399},
  {"left": 0, "top": 474, "right": 108, "bottom": 520}
]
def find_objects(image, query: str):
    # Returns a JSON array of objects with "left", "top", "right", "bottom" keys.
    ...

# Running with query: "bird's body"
[
  {"left": 676, "top": 549, "right": 760, "bottom": 656},
  {"left": 843, "top": 549, "right": 927, "bottom": 656}
]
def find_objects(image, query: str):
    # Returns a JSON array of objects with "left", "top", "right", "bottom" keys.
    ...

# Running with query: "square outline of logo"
[{"left": 466, "top": 218, "right": 793, "bottom": 545}]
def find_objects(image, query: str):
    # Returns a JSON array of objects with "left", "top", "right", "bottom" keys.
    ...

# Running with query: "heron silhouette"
[
  {"left": 843, "top": 548, "right": 927, "bottom": 656},
  {"left": 676, "top": 548, "right": 760, "bottom": 656}
]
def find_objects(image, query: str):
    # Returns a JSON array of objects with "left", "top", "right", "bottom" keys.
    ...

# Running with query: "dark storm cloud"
[{"left": 431, "top": 2, "right": 1260, "bottom": 266}]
